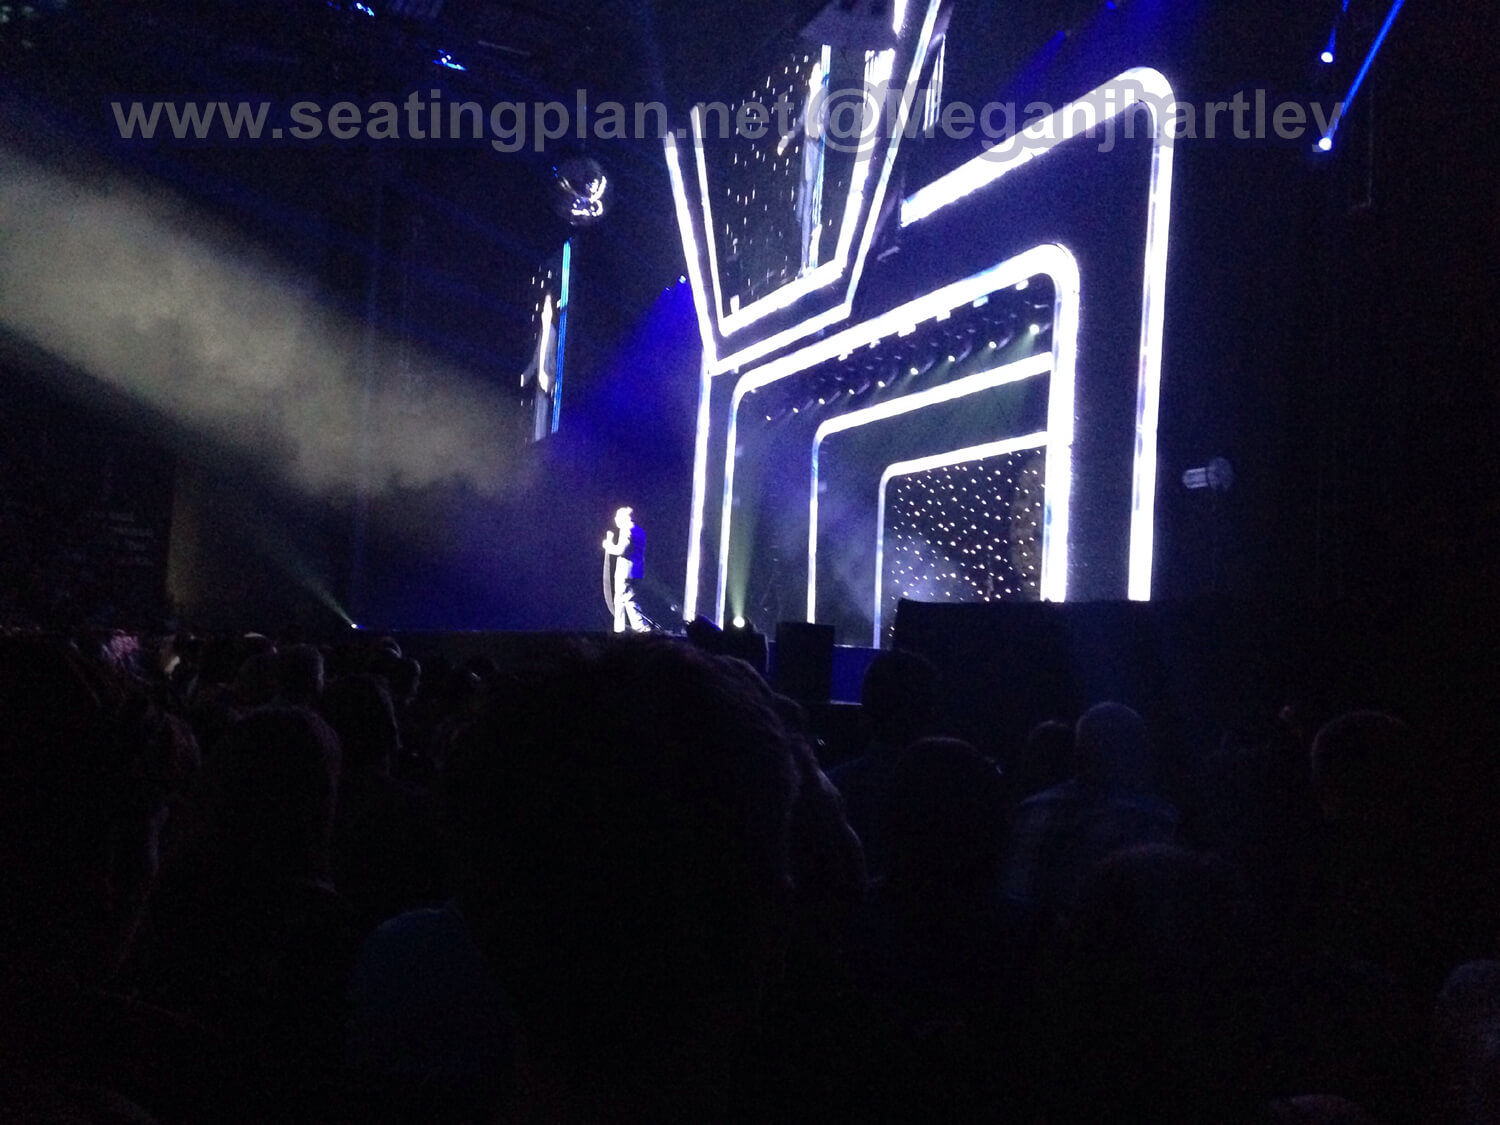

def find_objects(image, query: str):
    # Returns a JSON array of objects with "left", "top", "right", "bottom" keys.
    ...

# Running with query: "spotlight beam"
[{"left": 1318, "top": 0, "right": 1405, "bottom": 150}]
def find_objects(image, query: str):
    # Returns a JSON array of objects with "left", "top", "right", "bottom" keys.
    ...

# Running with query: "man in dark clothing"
[
  {"left": 603, "top": 506, "right": 648, "bottom": 633},
  {"left": 1002, "top": 702, "right": 1178, "bottom": 924},
  {"left": 828, "top": 649, "right": 939, "bottom": 880}
]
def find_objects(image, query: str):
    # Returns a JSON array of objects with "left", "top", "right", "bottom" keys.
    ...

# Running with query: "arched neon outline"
[
  {"left": 717, "top": 243, "right": 1077, "bottom": 625},
  {"left": 676, "top": 66, "right": 1176, "bottom": 621}
]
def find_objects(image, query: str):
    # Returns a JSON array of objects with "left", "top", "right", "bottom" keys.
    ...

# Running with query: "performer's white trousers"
[{"left": 614, "top": 573, "right": 648, "bottom": 633}]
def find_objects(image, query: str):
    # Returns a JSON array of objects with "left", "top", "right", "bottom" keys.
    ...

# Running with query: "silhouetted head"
[
  {"left": 1013, "top": 719, "right": 1073, "bottom": 803},
  {"left": 1074, "top": 701, "right": 1154, "bottom": 791},
  {"left": 0, "top": 637, "right": 195, "bottom": 979},
  {"left": 276, "top": 643, "right": 325, "bottom": 707},
  {"left": 0, "top": 637, "right": 112, "bottom": 969},
  {"left": 1310, "top": 710, "right": 1417, "bottom": 826},
  {"left": 885, "top": 737, "right": 1007, "bottom": 903},
  {"left": 386, "top": 656, "right": 421, "bottom": 706},
  {"left": 614, "top": 506, "right": 634, "bottom": 531},
  {"left": 1059, "top": 844, "right": 1258, "bottom": 1121},
  {"left": 446, "top": 638, "right": 799, "bottom": 1118},
  {"left": 860, "top": 649, "right": 939, "bottom": 749},
  {"left": 202, "top": 706, "right": 340, "bottom": 884},
  {"left": 232, "top": 649, "right": 279, "bottom": 709},
  {"left": 685, "top": 615, "right": 727, "bottom": 655},
  {"left": 1431, "top": 960, "right": 1500, "bottom": 1125},
  {"left": 320, "top": 674, "right": 398, "bottom": 778}
]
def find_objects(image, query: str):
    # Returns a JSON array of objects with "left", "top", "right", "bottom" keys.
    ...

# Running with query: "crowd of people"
[{"left": 1, "top": 626, "right": 1497, "bottom": 1123}]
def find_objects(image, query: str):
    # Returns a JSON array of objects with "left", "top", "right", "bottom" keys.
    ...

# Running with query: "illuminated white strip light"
[
  {"left": 874, "top": 432, "right": 1049, "bottom": 645},
  {"left": 692, "top": 103, "right": 731, "bottom": 337},
  {"left": 665, "top": 133, "right": 720, "bottom": 371},
  {"left": 715, "top": 242, "right": 1079, "bottom": 624},
  {"left": 901, "top": 66, "right": 1176, "bottom": 600},
  {"left": 923, "top": 36, "right": 946, "bottom": 134},
  {"left": 666, "top": 132, "right": 721, "bottom": 620},
  {"left": 666, "top": 0, "right": 943, "bottom": 384},
  {"left": 683, "top": 351, "right": 715, "bottom": 623},
  {"left": 551, "top": 239, "right": 571, "bottom": 434},
  {"left": 809, "top": 353, "right": 1053, "bottom": 621},
  {"left": 805, "top": 47, "right": 832, "bottom": 270}
]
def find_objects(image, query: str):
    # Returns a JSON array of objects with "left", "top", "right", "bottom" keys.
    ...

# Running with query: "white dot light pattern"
[
  {"left": 881, "top": 448, "right": 1044, "bottom": 642},
  {"left": 529, "top": 268, "right": 553, "bottom": 323},
  {"left": 716, "top": 54, "right": 847, "bottom": 307}
]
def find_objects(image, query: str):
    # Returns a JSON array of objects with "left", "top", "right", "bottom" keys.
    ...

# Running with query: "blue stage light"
[
  {"left": 1320, "top": 0, "right": 1405, "bottom": 150},
  {"left": 435, "top": 50, "right": 466, "bottom": 71}
]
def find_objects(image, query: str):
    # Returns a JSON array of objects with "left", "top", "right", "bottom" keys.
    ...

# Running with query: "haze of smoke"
[{"left": 0, "top": 148, "right": 515, "bottom": 497}]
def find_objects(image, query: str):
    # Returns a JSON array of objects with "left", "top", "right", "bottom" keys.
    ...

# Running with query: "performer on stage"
[
  {"left": 602, "top": 506, "right": 648, "bottom": 633},
  {"left": 520, "top": 294, "right": 558, "bottom": 443}
]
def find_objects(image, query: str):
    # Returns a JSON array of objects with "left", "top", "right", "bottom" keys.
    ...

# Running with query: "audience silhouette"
[{"left": 0, "top": 624, "right": 1492, "bottom": 1123}]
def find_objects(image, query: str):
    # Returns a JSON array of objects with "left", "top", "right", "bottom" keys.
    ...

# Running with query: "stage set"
[
  {"left": 490, "top": 0, "right": 1459, "bottom": 656},
  {"left": 485, "top": 0, "right": 1490, "bottom": 743},
  {"left": 1, "top": 0, "right": 1491, "bottom": 732}
]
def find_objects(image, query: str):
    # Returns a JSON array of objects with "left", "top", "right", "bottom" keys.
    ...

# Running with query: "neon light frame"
[
  {"left": 691, "top": 43, "right": 893, "bottom": 336},
  {"left": 677, "top": 65, "right": 1176, "bottom": 622},
  {"left": 692, "top": 47, "right": 833, "bottom": 333},
  {"left": 874, "top": 431, "right": 1049, "bottom": 645},
  {"left": 669, "top": 0, "right": 945, "bottom": 376},
  {"left": 902, "top": 65, "right": 1176, "bottom": 600},
  {"left": 714, "top": 241, "right": 1078, "bottom": 624},
  {"left": 671, "top": 0, "right": 944, "bottom": 613},
  {"left": 806, "top": 349, "right": 1064, "bottom": 623}
]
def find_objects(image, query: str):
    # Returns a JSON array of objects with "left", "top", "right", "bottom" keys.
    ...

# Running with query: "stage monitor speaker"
[{"left": 775, "top": 621, "right": 835, "bottom": 703}]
